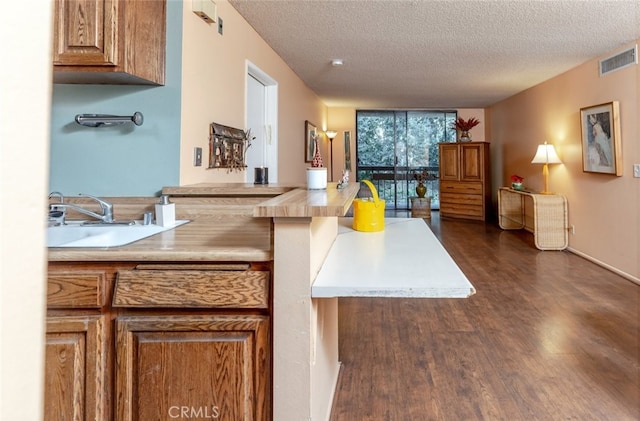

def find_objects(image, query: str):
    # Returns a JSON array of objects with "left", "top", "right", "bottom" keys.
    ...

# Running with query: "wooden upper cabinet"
[
  {"left": 439, "top": 143, "right": 460, "bottom": 181},
  {"left": 53, "top": 0, "right": 166, "bottom": 85},
  {"left": 53, "top": 0, "right": 117, "bottom": 66},
  {"left": 460, "top": 143, "right": 485, "bottom": 181},
  {"left": 440, "top": 142, "right": 486, "bottom": 181}
]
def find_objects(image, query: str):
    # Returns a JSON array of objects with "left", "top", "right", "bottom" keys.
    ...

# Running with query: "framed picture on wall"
[
  {"left": 344, "top": 131, "right": 352, "bottom": 171},
  {"left": 580, "top": 101, "right": 622, "bottom": 176},
  {"left": 305, "top": 120, "right": 317, "bottom": 162}
]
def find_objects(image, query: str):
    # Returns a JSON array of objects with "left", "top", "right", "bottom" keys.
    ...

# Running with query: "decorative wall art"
[
  {"left": 305, "top": 120, "right": 317, "bottom": 162},
  {"left": 580, "top": 101, "right": 622, "bottom": 176},
  {"left": 208, "top": 122, "right": 253, "bottom": 172}
]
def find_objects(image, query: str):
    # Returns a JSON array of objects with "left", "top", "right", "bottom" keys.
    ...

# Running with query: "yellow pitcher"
[{"left": 352, "top": 179, "right": 385, "bottom": 232}]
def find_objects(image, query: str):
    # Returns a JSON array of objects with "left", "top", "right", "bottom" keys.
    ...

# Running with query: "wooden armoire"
[{"left": 438, "top": 142, "right": 491, "bottom": 221}]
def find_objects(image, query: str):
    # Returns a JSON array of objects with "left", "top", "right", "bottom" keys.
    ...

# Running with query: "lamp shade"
[
  {"left": 325, "top": 130, "right": 338, "bottom": 140},
  {"left": 531, "top": 142, "right": 561, "bottom": 164}
]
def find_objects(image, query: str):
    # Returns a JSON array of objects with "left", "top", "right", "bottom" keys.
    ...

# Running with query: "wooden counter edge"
[
  {"left": 253, "top": 183, "right": 360, "bottom": 218},
  {"left": 162, "top": 183, "right": 300, "bottom": 197}
]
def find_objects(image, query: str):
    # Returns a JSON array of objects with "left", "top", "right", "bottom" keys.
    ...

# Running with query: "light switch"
[
  {"left": 194, "top": 147, "right": 203, "bottom": 167},
  {"left": 193, "top": 0, "right": 217, "bottom": 24},
  {"left": 633, "top": 164, "right": 640, "bottom": 178}
]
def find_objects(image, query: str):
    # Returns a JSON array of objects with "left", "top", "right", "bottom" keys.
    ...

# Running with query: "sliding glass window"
[{"left": 355, "top": 110, "right": 457, "bottom": 210}]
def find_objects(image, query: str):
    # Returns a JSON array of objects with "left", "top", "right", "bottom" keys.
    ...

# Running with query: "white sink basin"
[{"left": 47, "top": 220, "right": 189, "bottom": 248}]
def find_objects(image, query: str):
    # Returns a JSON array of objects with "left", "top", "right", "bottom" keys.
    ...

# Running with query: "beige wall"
[
  {"left": 180, "top": 0, "right": 327, "bottom": 185},
  {"left": 180, "top": 0, "right": 489, "bottom": 187},
  {"left": 1, "top": 1, "right": 51, "bottom": 420},
  {"left": 490, "top": 40, "right": 639, "bottom": 281}
]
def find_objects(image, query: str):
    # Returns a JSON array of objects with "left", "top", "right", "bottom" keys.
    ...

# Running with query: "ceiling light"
[{"left": 331, "top": 59, "right": 343, "bottom": 67}]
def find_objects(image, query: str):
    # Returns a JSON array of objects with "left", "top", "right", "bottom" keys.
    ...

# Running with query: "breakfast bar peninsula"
[{"left": 249, "top": 182, "right": 473, "bottom": 420}]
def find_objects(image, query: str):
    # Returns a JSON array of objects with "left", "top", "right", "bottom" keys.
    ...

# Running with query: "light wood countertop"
[
  {"left": 162, "top": 182, "right": 299, "bottom": 197},
  {"left": 47, "top": 217, "right": 272, "bottom": 262},
  {"left": 48, "top": 183, "right": 360, "bottom": 262},
  {"left": 253, "top": 182, "right": 360, "bottom": 217}
]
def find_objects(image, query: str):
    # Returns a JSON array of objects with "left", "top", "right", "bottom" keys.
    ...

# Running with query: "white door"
[{"left": 245, "top": 63, "right": 278, "bottom": 183}]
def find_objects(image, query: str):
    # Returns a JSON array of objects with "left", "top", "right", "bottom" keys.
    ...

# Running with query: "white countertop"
[{"left": 311, "top": 218, "right": 476, "bottom": 298}]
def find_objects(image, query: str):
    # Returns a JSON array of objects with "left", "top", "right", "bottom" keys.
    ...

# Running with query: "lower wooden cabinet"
[
  {"left": 46, "top": 262, "right": 272, "bottom": 421},
  {"left": 115, "top": 315, "right": 270, "bottom": 421},
  {"left": 44, "top": 315, "right": 109, "bottom": 421}
]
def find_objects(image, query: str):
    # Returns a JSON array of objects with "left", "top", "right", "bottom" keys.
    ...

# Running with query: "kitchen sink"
[{"left": 47, "top": 220, "right": 190, "bottom": 248}]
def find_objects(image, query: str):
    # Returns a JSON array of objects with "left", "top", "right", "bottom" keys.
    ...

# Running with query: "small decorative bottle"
[
  {"left": 155, "top": 195, "right": 175, "bottom": 227},
  {"left": 306, "top": 135, "right": 327, "bottom": 189}
]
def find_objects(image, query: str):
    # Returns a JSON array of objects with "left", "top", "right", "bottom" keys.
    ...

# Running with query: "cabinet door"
[
  {"left": 460, "top": 143, "right": 485, "bottom": 181},
  {"left": 116, "top": 315, "right": 270, "bottom": 421},
  {"left": 52, "top": 0, "right": 166, "bottom": 85},
  {"left": 45, "top": 315, "right": 109, "bottom": 421},
  {"left": 439, "top": 143, "right": 460, "bottom": 180},
  {"left": 53, "top": 0, "right": 117, "bottom": 66}
]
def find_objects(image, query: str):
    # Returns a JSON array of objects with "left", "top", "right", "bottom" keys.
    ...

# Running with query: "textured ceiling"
[{"left": 229, "top": 0, "right": 640, "bottom": 108}]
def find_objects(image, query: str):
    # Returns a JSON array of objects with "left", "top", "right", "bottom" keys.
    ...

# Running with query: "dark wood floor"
[{"left": 330, "top": 212, "right": 639, "bottom": 421}]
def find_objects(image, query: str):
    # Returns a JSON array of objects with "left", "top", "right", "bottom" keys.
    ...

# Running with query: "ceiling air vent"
[{"left": 599, "top": 45, "right": 637, "bottom": 76}]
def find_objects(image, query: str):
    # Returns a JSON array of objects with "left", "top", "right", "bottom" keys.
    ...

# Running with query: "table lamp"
[
  {"left": 325, "top": 130, "right": 338, "bottom": 181},
  {"left": 531, "top": 141, "right": 561, "bottom": 194}
]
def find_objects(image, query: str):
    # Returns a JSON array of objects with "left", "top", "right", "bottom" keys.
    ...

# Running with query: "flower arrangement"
[
  {"left": 510, "top": 174, "right": 524, "bottom": 190},
  {"left": 412, "top": 170, "right": 438, "bottom": 198},
  {"left": 452, "top": 117, "right": 480, "bottom": 131},
  {"left": 414, "top": 169, "right": 438, "bottom": 184}
]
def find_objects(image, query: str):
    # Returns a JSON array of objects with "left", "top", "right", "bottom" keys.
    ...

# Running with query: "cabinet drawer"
[
  {"left": 440, "top": 202, "right": 484, "bottom": 217},
  {"left": 47, "top": 270, "right": 106, "bottom": 308},
  {"left": 113, "top": 269, "right": 269, "bottom": 309},
  {"left": 440, "top": 192, "right": 483, "bottom": 206},
  {"left": 440, "top": 181, "right": 483, "bottom": 194}
]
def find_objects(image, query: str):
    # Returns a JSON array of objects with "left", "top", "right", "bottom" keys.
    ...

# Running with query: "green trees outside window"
[{"left": 356, "top": 110, "right": 457, "bottom": 210}]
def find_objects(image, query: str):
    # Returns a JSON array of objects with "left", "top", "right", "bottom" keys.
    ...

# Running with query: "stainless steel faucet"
[{"left": 48, "top": 192, "right": 120, "bottom": 225}]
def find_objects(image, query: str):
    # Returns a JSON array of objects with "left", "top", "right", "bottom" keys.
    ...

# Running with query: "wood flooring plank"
[{"left": 330, "top": 214, "right": 640, "bottom": 421}]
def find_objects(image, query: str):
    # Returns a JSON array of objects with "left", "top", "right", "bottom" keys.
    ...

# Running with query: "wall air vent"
[{"left": 599, "top": 45, "right": 637, "bottom": 76}]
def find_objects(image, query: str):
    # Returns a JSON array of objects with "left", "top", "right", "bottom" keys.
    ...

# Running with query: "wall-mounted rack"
[
  {"left": 75, "top": 112, "right": 144, "bottom": 127},
  {"left": 208, "top": 122, "right": 253, "bottom": 172}
]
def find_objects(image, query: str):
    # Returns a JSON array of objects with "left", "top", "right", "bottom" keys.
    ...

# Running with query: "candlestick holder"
[{"left": 254, "top": 167, "right": 269, "bottom": 184}]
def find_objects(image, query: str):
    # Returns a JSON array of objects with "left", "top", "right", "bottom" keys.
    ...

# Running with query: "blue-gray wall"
[{"left": 49, "top": 0, "right": 182, "bottom": 197}]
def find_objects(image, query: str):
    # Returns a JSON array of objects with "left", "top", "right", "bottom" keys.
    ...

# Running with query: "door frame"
[{"left": 245, "top": 61, "right": 278, "bottom": 182}]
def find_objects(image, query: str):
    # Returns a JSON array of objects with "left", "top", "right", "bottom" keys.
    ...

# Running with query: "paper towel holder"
[{"left": 75, "top": 111, "right": 144, "bottom": 127}]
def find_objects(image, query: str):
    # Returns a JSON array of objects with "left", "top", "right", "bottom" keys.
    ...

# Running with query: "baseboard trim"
[{"left": 567, "top": 247, "right": 639, "bottom": 285}]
